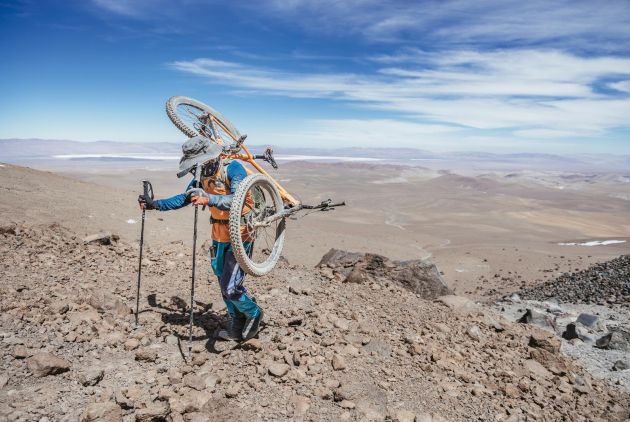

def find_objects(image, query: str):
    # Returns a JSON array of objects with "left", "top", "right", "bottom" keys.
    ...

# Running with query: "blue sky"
[{"left": 1, "top": 0, "right": 630, "bottom": 153}]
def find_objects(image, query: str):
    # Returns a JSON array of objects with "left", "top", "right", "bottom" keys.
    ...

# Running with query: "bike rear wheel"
[
  {"left": 229, "top": 174, "right": 286, "bottom": 276},
  {"left": 166, "top": 96, "right": 242, "bottom": 148}
]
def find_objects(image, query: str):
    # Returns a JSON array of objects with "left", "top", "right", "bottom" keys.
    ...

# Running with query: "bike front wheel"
[
  {"left": 229, "top": 174, "right": 286, "bottom": 276},
  {"left": 166, "top": 96, "right": 242, "bottom": 148}
]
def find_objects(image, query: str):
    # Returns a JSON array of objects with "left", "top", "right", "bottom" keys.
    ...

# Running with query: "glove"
[
  {"left": 185, "top": 188, "right": 211, "bottom": 206},
  {"left": 138, "top": 194, "right": 158, "bottom": 210}
]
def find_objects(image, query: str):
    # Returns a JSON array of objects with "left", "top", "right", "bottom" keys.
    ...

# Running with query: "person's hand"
[
  {"left": 191, "top": 196, "right": 209, "bottom": 206},
  {"left": 185, "top": 187, "right": 210, "bottom": 206},
  {"left": 138, "top": 194, "right": 158, "bottom": 210}
]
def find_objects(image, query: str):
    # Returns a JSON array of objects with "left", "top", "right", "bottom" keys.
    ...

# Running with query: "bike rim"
[{"left": 240, "top": 181, "right": 284, "bottom": 268}]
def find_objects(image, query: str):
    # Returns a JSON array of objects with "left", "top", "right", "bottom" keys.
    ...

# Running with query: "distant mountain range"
[{"left": 1, "top": 138, "right": 629, "bottom": 172}]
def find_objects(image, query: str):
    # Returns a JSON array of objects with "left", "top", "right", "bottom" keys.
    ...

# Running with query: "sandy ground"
[
  {"left": 1, "top": 160, "right": 629, "bottom": 421},
  {"left": 3, "top": 158, "right": 628, "bottom": 300}
]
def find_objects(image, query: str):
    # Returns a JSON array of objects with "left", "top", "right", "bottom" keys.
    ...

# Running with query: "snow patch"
[
  {"left": 53, "top": 154, "right": 179, "bottom": 160},
  {"left": 276, "top": 155, "right": 382, "bottom": 162},
  {"left": 372, "top": 177, "right": 409, "bottom": 184},
  {"left": 558, "top": 240, "right": 626, "bottom": 246}
]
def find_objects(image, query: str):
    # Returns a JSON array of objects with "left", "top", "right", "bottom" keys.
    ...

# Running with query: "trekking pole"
[
  {"left": 188, "top": 165, "right": 201, "bottom": 358},
  {"left": 135, "top": 180, "right": 153, "bottom": 328}
]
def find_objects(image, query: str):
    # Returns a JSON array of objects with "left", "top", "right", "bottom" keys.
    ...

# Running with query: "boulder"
[
  {"left": 563, "top": 322, "right": 594, "bottom": 343},
  {"left": 135, "top": 348, "right": 158, "bottom": 362},
  {"left": 317, "top": 249, "right": 364, "bottom": 274},
  {"left": 83, "top": 232, "right": 119, "bottom": 245},
  {"left": 436, "top": 295, "right": 479, "bottom": 315},
  {"left": 79, "top": 369, "right": 105, "bottom": 386},
  {"left": 268, "top": 363, "right": 290, "bottom": 378},
  {"left": 135, "top": 402, "right": 170, "bottom": 421},
  {"left": 332, "top": 354, "right": 347, "bottom": 371},
  {"left": 27, "top": 353, "right": 71, "bottom": 377},
  {"left": 576, "top": 313, "right": 598, "bottom": 328},
  {"left": 183, "top": 374, "right": 205, "bottom": 391},
  {"left": 241, "top": 338, "right": 262, "bottom": 351},
  {"left": 13, "top": 345, "right": 29, "bottom": 359},
  {"left": 80, "top": 402, "right": 123, "bottom": 422},
  {"left": 517, "top": 309, "right": 555, "bottom": 330},
  {"left": 528, "top": 331, "right": 561, "bottom": 354},
  {"left": 392, "top": 410, "right": 416, "bottom": 422},
  {"left": 524, "top": 359, "right": 552, "bottom": 380},
  {"left": 595, "top": 329, "right": 630, "bottom": 352},
  {"left": 561, "top": 323, "right": 579, "bottom": 341},
  {"left": 467, "top": 325, "right": 482, "bottom": 341},
  {"left": 529, "top": 348, "right": 568, "bottom": 376},
  {"left": 317, "top": 249, "right": 451, "bottom": 299},
  {"left": 612, "top": 360, "right": 629, "bottom": 371}
]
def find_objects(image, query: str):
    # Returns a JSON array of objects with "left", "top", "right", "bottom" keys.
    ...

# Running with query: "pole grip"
[{"left": 142, "top": 180, "right": 154, "bottom": 199}]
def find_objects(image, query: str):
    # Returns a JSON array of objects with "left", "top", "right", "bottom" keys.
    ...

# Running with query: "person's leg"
[
  {"left": 220, "top": 243, "right": 263, "bottom": 339},
  {"left": 213, "top": 241, "right": 246, "bottom": 341}
]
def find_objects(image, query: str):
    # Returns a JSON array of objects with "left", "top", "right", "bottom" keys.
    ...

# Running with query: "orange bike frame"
[{"left": 210, "top": 117, "right": 300, "bottom": 207}]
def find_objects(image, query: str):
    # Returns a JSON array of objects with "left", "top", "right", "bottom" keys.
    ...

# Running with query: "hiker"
[{"left": 137, "top": 136, "right": 263, "bottom": 341}]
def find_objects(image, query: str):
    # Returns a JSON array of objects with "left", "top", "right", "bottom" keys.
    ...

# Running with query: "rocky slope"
[
  {"left": 1, "top": 223, "right": 629, "bottom": 421},
  {"left": 517, "top": 255, "right": 630, "bottom": 306}
]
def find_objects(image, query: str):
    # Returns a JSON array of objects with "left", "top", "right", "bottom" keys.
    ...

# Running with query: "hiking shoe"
[
  {"left": 217, "top": 314, "right": 245, "bottom": 341},
  {"left": 242, "top": 310, "right": 264, "bottom": 340}
]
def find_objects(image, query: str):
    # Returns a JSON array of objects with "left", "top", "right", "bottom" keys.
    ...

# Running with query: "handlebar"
[
  {"left": 301, "top": 199, "right": 346, "bottom": 210},
  {"left": 254, "top": 146, "right": 278, "bottom": 169}
]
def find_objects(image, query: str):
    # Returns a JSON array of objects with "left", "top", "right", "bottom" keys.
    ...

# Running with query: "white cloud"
[
  {"left": 92, "top": 0, "right": 630, "bottom": 51},
  {"left": 170, "top": 50, "right": 630, "bottom": 136},
  {"left": 610, "top": 80, "right": 630, "bottom": 93},
  {"left": 244, "top": 0, "right": 630, "bottom": 48}
]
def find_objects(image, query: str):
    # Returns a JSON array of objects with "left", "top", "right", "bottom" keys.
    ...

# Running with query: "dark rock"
[
  {"left": 318, "top": 249, "right": 451, "bottom": 299},
  {"left": 562, "top": 323, "right": 579, "bottom": 340},
  {"left": 612, "top": 360, "right": 629, "bottom": 371},
  {"left": 317, "top": 249, "right": 364, "bottom": 274},
  {"left": 518, "top": 255, "right": 630, "bottom": 305},
  {"left": 576, "top": 313, "right": 598, "bottom": 328},
  {"left": 595, "top": 329, "right": 630, "bottom": 351},
  {"left": 0, "top": 225, "right": 17, "bottom": 235}
]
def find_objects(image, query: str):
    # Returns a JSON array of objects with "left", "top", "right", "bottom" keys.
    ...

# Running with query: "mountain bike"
[{"left": 166, "top": 96, "right": 345, "bottom": 276}]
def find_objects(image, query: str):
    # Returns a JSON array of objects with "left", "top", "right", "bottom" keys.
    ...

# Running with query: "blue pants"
[{"left": 211, "top": 240, "right": 261, "bottom": 319}]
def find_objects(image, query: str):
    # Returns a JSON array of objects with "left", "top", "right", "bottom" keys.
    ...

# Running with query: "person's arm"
[
  {"left": 154, "top": 180, "right": 195, "bottom": 211},
  {"left": 187, "top": 161, "right": 247, "bottom": 210}
]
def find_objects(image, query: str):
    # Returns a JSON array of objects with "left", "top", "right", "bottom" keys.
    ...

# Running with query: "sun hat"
[{"left": 178, "top": 135, "right": 223, "bottom": 173}]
